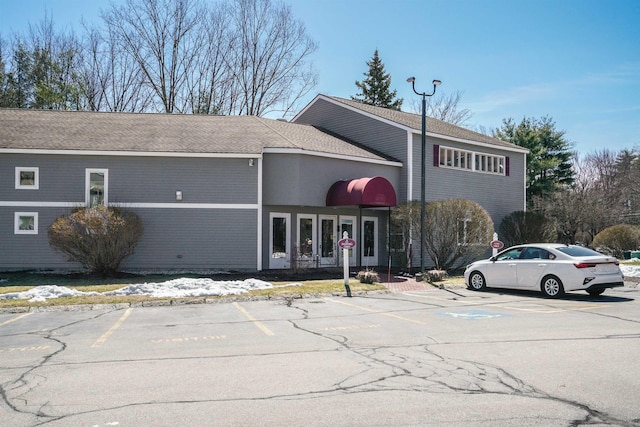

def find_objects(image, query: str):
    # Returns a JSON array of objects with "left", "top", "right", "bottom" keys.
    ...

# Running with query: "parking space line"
[
  {"left": 496, "top": 303, "right": 611, "bottom": 314},
  {"left": 92, "top": 308, "right": 133, "bottom": 348},
  {"left": 404, "top": 292, "right": 613, "bottom": 314},
  {"left": 0, "top": 312, "right": 33, "bottom": 327},
  {"left": 325, "top": 298, "right": 427, "bottom": 325},
  {"left": 233, "top": 302, "right": 275, "bottom": 336}
]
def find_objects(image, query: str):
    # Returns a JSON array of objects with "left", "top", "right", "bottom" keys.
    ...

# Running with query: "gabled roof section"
[
  {"left": 0, "top": 108, "right": 395, "bottom": 162},
  {"left": 295, "top": 95, "right": 528, "bottom": 153}
]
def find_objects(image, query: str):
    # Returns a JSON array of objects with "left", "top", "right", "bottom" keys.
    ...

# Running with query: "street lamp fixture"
[{"left": 407, "top": 76, "right": 441, "bottom": 274}]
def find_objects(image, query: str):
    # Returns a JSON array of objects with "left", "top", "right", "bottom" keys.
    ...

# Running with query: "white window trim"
[
  {"left": 439, "top": 146, "right": 505, "bottom": 176},
  {"left": 15, "top": 167, "right": 40, "bottom": 189},
  {"left": 15, "top": 212, "right": 38, "bottom": 234},
  {"left": 85, "top": 168, "right": 109, "bottom": 207}
]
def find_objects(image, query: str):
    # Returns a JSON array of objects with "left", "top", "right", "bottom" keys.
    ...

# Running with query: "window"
[
  {"left": 15, "top": 167, "right": 39, "bottom": 189},
  {"left": 15, "top": 212, "right": 38, "bottom": 234},
  {"left": 496, "top": 247, "right": 524, "bottom": 261},
  {"left": 438, "top": 146, "right": 506, "bottom": 176},
  {"left": 521, "top": 247, "right": 553, "bottom": 260},
  {"left": 86, "top": 169, "right": 108, "bottom": 207}
]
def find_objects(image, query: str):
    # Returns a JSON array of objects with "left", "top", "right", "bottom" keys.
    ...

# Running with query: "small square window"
[
  {"left": 15, "top": 167, "right": 39, "bottom": 189},
  {"left": 15, "top": 212, "right": 38, "bottom": 235}
]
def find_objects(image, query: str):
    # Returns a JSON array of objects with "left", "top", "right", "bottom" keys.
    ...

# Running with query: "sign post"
[{"left": 338, "top": 231, "right": 356, "bottom": 297}]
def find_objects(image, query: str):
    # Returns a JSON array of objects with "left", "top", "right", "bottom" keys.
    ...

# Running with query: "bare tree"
[
  {"left": 80, "top": 25, "right": 152, "bottom": 112},
  {"left": 184, "top": 5, "right": 235, "bottom": 114},
  {"left": 228, "top": 0, "right": 318, "bottom": 117},
  {"left": 409, "top": 90, "right": 472, "bottom": 126},
  {"left": 101, "top": 0, "right": 205, "bottom": 113},
  {"left": 534, "top": 149, "right": 629, "bottom": 244}
]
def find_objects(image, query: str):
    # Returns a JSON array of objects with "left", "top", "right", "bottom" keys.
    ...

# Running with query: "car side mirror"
[{"left": 490, "top": 256, "right": 497, "bottom": 262}]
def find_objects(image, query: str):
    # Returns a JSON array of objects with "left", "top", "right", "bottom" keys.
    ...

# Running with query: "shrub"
[
  {"left": 356, "top": 270, "right": 379, "bottom": 284},
  {"left": 425, "top": 269, "right": 447, "bottom": 282},
  {"left": 48, "top": 206, "right": 143, "bottom": 276},
  {"left": 592, "top": 224, "right": 640, "bottom": 258},
  {"left": 423, "top": 199, "right": 494, "bottom": 271},
  {"left": 392, "top": 199, "right": 494, "bottom": 272},
  {"left": 498, "top": 210, "right": 557, "bottom": 247}
]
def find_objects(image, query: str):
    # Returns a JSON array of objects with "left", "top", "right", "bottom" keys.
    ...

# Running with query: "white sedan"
[{"left": 464, "top": 244, "right": 624, "bottom": 298}]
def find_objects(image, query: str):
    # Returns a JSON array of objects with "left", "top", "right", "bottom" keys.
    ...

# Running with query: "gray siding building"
[
  {"left": 293, "top": 95, "right": 528, "bottom": 225},
  {"left": 1, "top": 95, "right": 526, "bottom": 272}
]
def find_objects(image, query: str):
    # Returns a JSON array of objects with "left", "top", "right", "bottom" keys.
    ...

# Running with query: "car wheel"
[
  {"left": 468, "top": 271, "right": 486, "bottom": 291},
  {"left": 587, "top": 288, "right": 605, "bottom": 296},
  {"left": 541, "top": 275, "right": 564, "bottom": 298}
]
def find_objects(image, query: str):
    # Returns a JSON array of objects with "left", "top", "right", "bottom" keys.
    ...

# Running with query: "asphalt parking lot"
[{"left": 1, "top": 285, "right": 639, "bottom": 426}]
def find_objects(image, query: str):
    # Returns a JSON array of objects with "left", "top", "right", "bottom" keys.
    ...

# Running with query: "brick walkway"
[{"left": 378, "top": 274, "right": 435, "bottom": 293}]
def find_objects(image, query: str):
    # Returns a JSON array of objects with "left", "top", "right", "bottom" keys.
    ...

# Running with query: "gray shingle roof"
[
  {"left": 325, "top": 96, "right": 526, "bottom": 152},
  {"left": 0, "top": 108, "right": 389, "bottom": 161}
]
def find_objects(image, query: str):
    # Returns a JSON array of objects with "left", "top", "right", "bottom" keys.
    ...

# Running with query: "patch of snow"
[
  {"left": 0, "top": 285, "right": 99, "bottom": 303},
  {"left": 104, "top": 278, "right": 274, "bottom": 298},
  {"left": 620, "top": 264, "right": 640, "bottom": 278},
  {"left": 0, "top": 278, "right": 278, "bottom": 302}
]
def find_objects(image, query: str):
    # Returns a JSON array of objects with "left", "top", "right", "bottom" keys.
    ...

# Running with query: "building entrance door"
[
  {"left": 319, "top": 215, "right": 337, "bottom": 266},
  {"left": 362, "top": 216, "right": 378, "bottom": 267},
  {"left": 269, "top": 213, "right": 290, "bottom": 269},
  {"left": 339, "top": 216, "right": 356, "bottom": 267}
]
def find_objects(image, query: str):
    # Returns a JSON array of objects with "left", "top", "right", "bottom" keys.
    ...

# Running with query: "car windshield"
[{"left": 555, "top": 246, "right": 603, "bottom": 257}]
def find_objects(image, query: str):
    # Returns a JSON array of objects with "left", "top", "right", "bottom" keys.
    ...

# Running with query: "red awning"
[{"left": 326, "top": 177, "right": 397, "bottom": 207}]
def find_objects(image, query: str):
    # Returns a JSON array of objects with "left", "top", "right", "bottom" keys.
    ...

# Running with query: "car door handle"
[
  {"left": 537, "top": 263, "right": 547, "bottom": 267},
  {"left": 509, "top": 263, "right": 517, "bottom": 267}
]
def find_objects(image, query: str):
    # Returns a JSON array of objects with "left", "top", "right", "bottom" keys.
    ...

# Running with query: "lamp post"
[{"left": 407, "top": 76, "right": 441, "bottom": 273}]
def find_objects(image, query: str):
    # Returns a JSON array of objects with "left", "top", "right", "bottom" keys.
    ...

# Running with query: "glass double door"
[
  {"left": 297, "top": 214, "right": 341, "bottom": 267},
  {"left": 269, "top": 213, "right": 378, "bottom": 269}
]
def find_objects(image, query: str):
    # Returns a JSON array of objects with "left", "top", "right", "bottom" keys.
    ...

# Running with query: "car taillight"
[
  {"left": 574, "top": 262, "right": 596, "bottom": 269},
  {"left": 574, "top": 261, "right": 619, "bottom": 268}
]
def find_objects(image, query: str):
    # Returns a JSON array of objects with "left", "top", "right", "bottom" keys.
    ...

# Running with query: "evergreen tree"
[
  {"left": 352, "top": 49, "right": 402, "bottom": 110},
  {"left": 493, "top": 116, "right": 574, "bottom": 207}
]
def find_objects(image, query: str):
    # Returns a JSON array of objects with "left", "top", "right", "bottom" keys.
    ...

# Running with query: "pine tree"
[
  {"left": 352, "top": 49, "right": 402, "bottom": 110},
  {"left": 493, "top": 116, "right": 574, "bottom": 207}
]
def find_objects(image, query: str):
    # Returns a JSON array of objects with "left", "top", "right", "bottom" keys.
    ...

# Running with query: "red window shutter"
[
  {"left": 433, "top": 144, "right": 440, "bottom": 167},
  {"left": 505, "top": 156, "right": 510, "bottom": 176}
]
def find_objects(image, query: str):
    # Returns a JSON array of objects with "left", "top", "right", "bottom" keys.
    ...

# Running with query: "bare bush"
[
  {"left": 393, "top": 199, "right": 494, "bottom": 271},
  {"left": 425, "top": 270, "right": 447, "bottom": 282},
  {"left": 592, "top": 224, "right": 640, "bottom": 258},
  {"left": 48, "top": 206, "right": 143, "bottom": 276},
  {"left": 498, "top": 211, "right": 557, "bottom": 247},
  {"left": 356, "top": 270, "right": 379, "bottom": 284},
  {"left": 423, "top": 199, "right": 494, "bottom": 271}
]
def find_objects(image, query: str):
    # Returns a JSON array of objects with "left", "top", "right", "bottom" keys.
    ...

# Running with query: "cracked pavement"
[{"left": 1, "top": 287, "right": 639, "bottom": 426}]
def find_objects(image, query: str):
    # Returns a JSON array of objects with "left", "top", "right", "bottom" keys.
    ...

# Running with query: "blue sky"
[{"left": 1, "top": 0, "right": 639, "bottom": 153}]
